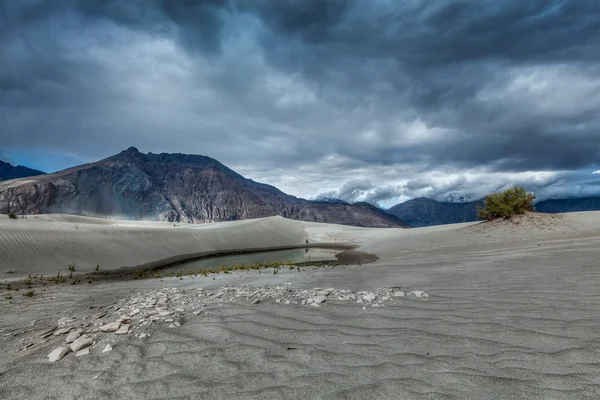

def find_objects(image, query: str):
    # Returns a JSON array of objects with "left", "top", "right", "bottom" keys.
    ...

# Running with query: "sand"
[{"left": 1, "top": 212, "right": 600, "bottom": 399}]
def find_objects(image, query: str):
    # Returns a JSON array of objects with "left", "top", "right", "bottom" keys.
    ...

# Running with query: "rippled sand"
[{"left": 1, "top": 212, "right": 600, "bottom": 399}]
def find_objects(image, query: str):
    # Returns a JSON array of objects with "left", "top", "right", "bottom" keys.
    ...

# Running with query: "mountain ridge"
[
  {"left": 0, "top": 148, "right": 406, "bottom": 228},
  {"left": 0, "top": 160, "right": 45, "bottom": 182}
]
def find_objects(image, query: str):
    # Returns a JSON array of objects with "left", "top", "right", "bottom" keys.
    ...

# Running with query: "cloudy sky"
[{"left": 2, "top": 0, "right": 600, "bottom": 208}]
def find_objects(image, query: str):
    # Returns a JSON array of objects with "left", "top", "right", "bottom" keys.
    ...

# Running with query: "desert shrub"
[
  {"left": 478, "top": 186, "right": 535, "bottom": 220},
  {"left": 8, "top": 213, "right": 17, "bottom": 219}
]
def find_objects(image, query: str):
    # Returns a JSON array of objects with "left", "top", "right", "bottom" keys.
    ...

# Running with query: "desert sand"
[{"left": 1, "top": 212, "right": 600, "bottom": 399}]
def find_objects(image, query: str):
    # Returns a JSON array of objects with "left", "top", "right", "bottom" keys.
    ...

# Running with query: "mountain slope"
[
  {"left": 0, "top": 160, "right": 45, "bottom": 182},
  {"left": 536, "top": 197, "right": 600, "bottom": 213},
  {"left": 386, "top": 197, "right": 484, "bottom": 227},
  {"left": 0, "top": 148, "right": 405, "bottom": 227}
]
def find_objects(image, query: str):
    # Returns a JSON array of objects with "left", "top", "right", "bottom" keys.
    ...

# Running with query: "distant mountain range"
[
  {"left": 386, "top": 197, "right": 484, "bottom": 227},
  {"left": 0, "top": 148, "right": 406, "bottom": 228},
  {"left": 0, "top": 160, "right": 45, "bottom": 182},
  {"left": 386, "top": 196, "right": 600, "bottom": 227}
]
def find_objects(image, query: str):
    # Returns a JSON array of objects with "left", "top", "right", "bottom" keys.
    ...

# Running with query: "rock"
[
  {"left": 363, "top": 293, "right": 376, "bottom": 302},
  {"left": 70, "top": 335, "right": 92, "bottom": 353},
  {"left": 103, "top": 344, "right": 112, "bottom": 353},
  {"left": 408, "top": 291, "right": 429, "bottom": 298},
  {"left": 313, "top": 295, "right": 327, "bottom": 304},
  {"left": 392, "top": 291, "right": 405, "bottom": 297},
  {"left": 65, "top": 328, "right": 83, "bottom": 344},
  {"left": 130, "top": 309, "right": 140, "bottom": 316},
  {"left": 192, "top": 310, "right": 202, "bottom": 315},
  {"left": 157, "top": 310, "right": 171, "bottom": 317},
  {"left": 75, "top": 348, "right": 90, "bottom": 357},
  {"left": 100, "top": 322, "right": 121, "bottom": 332},
  {"left": 54, "top": 327, "right": 72, "bottom": 336},
  {"left": 174, "top": 322, "right": 181, "bottom": 327},
  {"left": 57, "top": 317, "right": 76, "bottom": 326},
  {"left": 139, "top": 333, "right": 147, "bottom": 339},
  {"left": 48, "top": 347, "right": 70, "bottom": 362},
  {"left": 115, "top": 324, "right": 130, "bottom": 335},
  {"left": 252, "top": 299, "right": 261, "bottom": 304},
  {"left": 309, "top": 303, "right": 320, "bottom": 307}
]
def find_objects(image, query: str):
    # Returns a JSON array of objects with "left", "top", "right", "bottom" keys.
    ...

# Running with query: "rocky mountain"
[
  {"left": 0, "top": 147, "right": 406, "bottom": 228},
  {"left": 0, "top": 160, "right": 45, "bottom": 182},
  {"left": 535, "top": 197, "right": 600, "bottom": 213},
  {"left": 386, "top": 197, "right": 484, "bottom": 227}
]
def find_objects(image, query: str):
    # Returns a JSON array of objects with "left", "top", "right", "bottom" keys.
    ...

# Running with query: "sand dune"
[
  {"left": 1, "top": 212, "right": 600, "bottom": 399},
  {"left": 0, "top": 215, "right": 311, "bottom": 278}
]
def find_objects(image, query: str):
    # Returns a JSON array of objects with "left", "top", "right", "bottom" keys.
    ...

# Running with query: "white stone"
[
  {"left": 313, "top": 295, "right": 327, "bottom": 304},
  {"left": 75, "top": 348, "right": 90, "bottom": 357},
  {"left": 48, "top": 347, "right": 70, "bottom": 362},
  {"left": 65, "top": 328, "right": 83, "bottom": 343},
  {"left": 139, "top": 333, "right": 147, "bottom": 339},
  {"left": 57, "top": 317, "right": 76, "bottom": 326},
  {"left": 408, "top": 291, "right": 429, "bottom": 298},
  {"left": 363, "top": 293, "right": 376, "bottom": 302},
  {"left": 392, "top": 291, "right": 405, "bottom": 297},
  {"left": 70, "top": 335, "right": 92, "bottom": 353},
  {"left": 309, "top": 303, "right": 320, "bottom": 307},
  {"left": 115, "top": 324, "right": 130, "bottom": 335},
  {"left": 103, "top": 344, "right": 112, "bottom": 353},
  {"left": 100, "top": 322, "right": 121, "bottom": 333}
]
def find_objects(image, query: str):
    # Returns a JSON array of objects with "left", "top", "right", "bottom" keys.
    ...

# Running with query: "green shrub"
[
  {"left": 477, "top": 186, "right": 536, "bottom": 220},
  {"left": 8, "top": 213, "right": 17, "bottom": 219}
]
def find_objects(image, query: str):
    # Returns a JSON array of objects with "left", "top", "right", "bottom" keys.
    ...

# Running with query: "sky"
[{"left": 1, "top": 0, "right": 600, "bottom": 208}]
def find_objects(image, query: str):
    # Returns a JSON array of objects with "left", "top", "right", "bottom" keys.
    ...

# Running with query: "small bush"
[
  {"left": 478, "top": 186, "right": 536, "bottom": 221},
  {"left": 23, "top": 290, "right": 35, "bottom": 297},
  {"left": 8, "top": 213, "right": 17, "bottom": 219}
]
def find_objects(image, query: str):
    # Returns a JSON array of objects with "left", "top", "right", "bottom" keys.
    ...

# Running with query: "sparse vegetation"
[
  {"left": 68, "top": 263, "right": 76, "bottom": 272},
  {"left": 23, "top": 290, "right": 35, "bottom": 297},
  {"left": 8, "top": 213, "right": 17, "bottom": 219},
  {"left": 477, "top": 186, "right": 536, "bottom": 221}
]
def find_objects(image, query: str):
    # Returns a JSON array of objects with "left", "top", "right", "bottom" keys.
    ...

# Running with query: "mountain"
[
  {"left": 0, "top": 147, "right": 406, "bottom": 228},
  {"left": 314, "top": 197, "right": 349, "bottom": 205},
  {"left": 535, "top": 197, "right": 600, "bottom": 213},
  {"left": 386, "top": 197, "right": 484, "bottom": 227},
  {"left": 0, "top": 160, "right": 45, "bottom": 182}
]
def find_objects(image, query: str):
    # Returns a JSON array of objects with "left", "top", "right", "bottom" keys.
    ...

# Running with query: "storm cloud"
[{"left": 1, "top": 0, "right": 600, "bottom": 207}]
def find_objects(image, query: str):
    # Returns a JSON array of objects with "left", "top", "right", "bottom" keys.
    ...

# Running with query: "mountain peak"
[{"left": 123, "top": 146, "right": 140, "bottom": 154}]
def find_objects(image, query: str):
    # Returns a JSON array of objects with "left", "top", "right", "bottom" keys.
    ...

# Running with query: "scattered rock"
[
  {"left": 115, "top": 324, "right": 130, "bottom": 335},
  {"left": 408, "top": 291, "right": 429, "bottom": 299},
  {"left": 75, "top": 348, "right": 90, "bottom": 357},
  {"left": 100, "top": 322, "right": 121, "bottom": 333},
  {"left": 48, "top": 347, "right": 70, "bottom": 362},
  {"left": 65, "top": 328, "right": 83, "bottom": 344},
  {"left": 70, "top": 335, "right": 92, "bottom": 353},
  {"left": 363, "top": 293, "right": 376, "bottom": 302}
]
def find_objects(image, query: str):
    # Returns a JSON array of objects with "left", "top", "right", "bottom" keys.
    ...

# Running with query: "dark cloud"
[{"left": 2, "top": 0, "right": 600, "bottom": 206}]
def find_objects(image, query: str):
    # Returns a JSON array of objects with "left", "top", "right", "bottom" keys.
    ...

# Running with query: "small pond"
[{"left": 161, "top": 247, "right": 340, "bottom": 275}]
